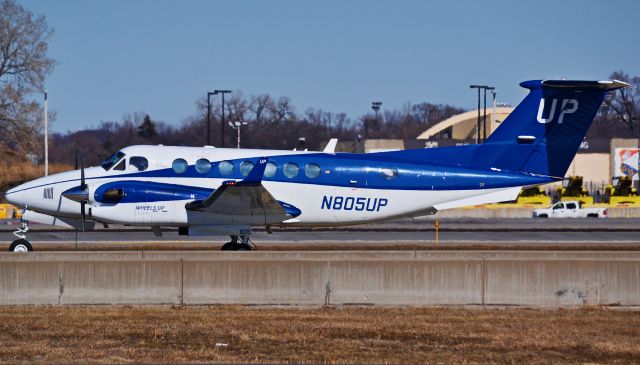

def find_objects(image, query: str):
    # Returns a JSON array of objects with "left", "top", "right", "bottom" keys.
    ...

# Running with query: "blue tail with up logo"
[{"left": 472, "top": 80, "right": 629, "bottom": 178}]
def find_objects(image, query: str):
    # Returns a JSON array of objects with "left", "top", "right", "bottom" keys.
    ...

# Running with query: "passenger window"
[
  {"left": 305, "top": 163, "right": 321, "bottom": 179},
  {"left": 381, "top": 168, "right": 398, "bottom": 180},
  {"left": 240, "top": 161, "right": 254, "bottom": 176},
  {"left": 172, "top": 158, "right": 188, "bottom": 174},
  {"left": 129, "top": 156, "right": 149, "bottom": 171},
  {"left": 283, "top": 162, "right": 299, "bottom": 178},
  {"left": 264, "top": 162, "right": 277, "bottom": 177},
  {"left": 218, "top": 161, "right": 234, "bottom": 175},
  {"left": 553, "top": 203, "right": 564, "bottom": 210},
  {"left": 113, "top": 159, "right": 125, "bottom": 171},
  {"left": 195, "top": 158, "right": 211, "bottom": 174},
  {"left": 566, "top": 203, "right": 577, "bottom": 209}
]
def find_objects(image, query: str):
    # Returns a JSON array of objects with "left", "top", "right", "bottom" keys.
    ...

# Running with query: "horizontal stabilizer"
[{"left": 323, "top": 138, "right": 338, "bottom": 153}]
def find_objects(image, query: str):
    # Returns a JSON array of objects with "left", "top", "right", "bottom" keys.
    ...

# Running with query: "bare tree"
[
  {"left": 601, "top": 71, "right": 640, "bottom": 138},
  {"left": 0, "top": 0, "right": 55, "bottom": 152}
]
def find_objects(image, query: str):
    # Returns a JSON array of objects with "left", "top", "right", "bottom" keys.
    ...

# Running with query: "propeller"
[
  {"left": 79, "top": 158, "right": 87, "bottom": 228},
  {"left": 62, "top": 154, "right": 89, "bottom": 246},
  {"left": 62, "top": 162, "right": 89, "bottom": 203}
]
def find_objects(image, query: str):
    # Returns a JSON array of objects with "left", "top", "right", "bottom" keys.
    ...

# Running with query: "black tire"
[
  {"left": 9, "top": 239, "right": 32, "bottom": 252},
  {"left": 538, "top": 214, "right": 548, "bottom": 218},
  {"left": 587, "top": 213, "right": 599, "bottom": 218},
  {"left": 236, "top": 244, "right": 251, "bottom": 251},
  {"left": 220, "top": 241, "right": 236, "bottom": 251}
]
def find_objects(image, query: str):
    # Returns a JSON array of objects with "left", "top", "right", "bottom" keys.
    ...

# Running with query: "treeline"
[
  {"left": 48, "top": 94, "right": 465, "bottom": 166},
  {"left": 27, "top": 70, "right": 640, "bottom": 167}
]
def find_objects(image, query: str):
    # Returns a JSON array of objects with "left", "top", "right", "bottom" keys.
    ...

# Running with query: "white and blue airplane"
[{"left": 4, "top": 79, "right": 628, "bottom": 251}]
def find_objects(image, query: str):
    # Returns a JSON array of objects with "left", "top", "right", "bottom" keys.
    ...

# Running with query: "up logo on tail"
[{"left": 536, "top": 98, "right": 578, "bottom": 124}]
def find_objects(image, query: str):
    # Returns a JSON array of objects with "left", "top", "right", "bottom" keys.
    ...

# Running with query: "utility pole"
[
  {"left": 44, "top": 91, "right": 48, "bottom": 176},
  {"left": 214, "top": 90, "right": 232, "bottom": 147}
]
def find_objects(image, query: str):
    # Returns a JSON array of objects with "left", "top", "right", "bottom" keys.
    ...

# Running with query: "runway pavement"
[{"left": 2, "top": 217, "right": 640, "bottom": 248}]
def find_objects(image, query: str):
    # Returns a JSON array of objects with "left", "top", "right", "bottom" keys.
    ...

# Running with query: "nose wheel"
[
  {"left": 10, "top": 221, "right": 33, "bottom": 252},
  {"left": 9, "top": 239, "right": 32, "bottom": 252}
]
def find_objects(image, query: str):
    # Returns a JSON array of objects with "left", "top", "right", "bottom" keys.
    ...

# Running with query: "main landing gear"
[
  {"left": 220, "top": 234, "right": 256, "bottom": 251},
  {"left": 9, "top": 222, "right": 33, "bottom": 252}
]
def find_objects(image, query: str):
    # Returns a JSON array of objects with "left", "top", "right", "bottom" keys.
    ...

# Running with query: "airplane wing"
[{"left": 185, "top": 158, "right": 289, "bottom": 224}]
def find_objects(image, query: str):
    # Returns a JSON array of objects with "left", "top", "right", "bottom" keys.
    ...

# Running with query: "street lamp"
[
  {"left": 228, "top": 121, "right": 248, "bottom": 148},
  {"left": 214, "top": 89, "right": 232, "bottom": 147}
]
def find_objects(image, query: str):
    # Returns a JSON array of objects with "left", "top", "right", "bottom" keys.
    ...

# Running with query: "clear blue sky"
[{"left": 18, "top": 0, "right": 640, "bottom": 132}]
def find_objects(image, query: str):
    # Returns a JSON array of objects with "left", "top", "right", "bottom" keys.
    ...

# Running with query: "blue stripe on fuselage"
[
  {"left": 92, "top": 180, "right": 302, "bottom": 217},
  {"left": 6, "top": 152, "right": 556, "bottom": 195}
]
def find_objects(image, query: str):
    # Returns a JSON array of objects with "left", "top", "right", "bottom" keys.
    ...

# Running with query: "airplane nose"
[{"left": 5, "top": 184, "right": 26, "bottom": 208}]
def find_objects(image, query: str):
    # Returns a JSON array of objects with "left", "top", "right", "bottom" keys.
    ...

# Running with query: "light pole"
[
  {"left": 206, "top": 91, "right": 216, "bottom": 146},
  {"left": 491, "top": 89, "right": 497, "bottom": 129},
  {"left": 44, "top": 90, "right": 48, "bottom": 176},
  {"left": 483, "top": 86, "right": 495, "bottom": 141},
  {"left": 470, "top": 85, "right": 482, "bottom": 143},
  {"left": 214, "top": 89, "right": 231, "bottom": 147},
  {"left": 470, "top": 85, "right": 494, "bottom": 143},
  {"left": 369, "top": 101, "right": 382, "bottom": 138},
  {"left": 228, "top": 121, "right": 248, "bottom": 148},
  {"left": 371, "top": 101, "right": 382, "bottom": 119}
]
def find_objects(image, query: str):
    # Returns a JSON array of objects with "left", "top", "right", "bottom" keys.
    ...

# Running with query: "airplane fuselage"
[{"left": 6, "top": 145, "right": 552, "bottom": 230}]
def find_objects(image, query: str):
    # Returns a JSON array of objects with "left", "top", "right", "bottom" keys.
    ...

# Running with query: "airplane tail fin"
[{"left": 473, "top": 80, "right": 629, "bottom": 178}]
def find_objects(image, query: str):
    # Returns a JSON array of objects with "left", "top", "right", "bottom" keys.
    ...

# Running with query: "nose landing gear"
[
  {"left": 10, "top": 222, "right": 32, "bottom": 252},
  {"left": 220, "top": 234, "right": 256, "bottom": 251}
]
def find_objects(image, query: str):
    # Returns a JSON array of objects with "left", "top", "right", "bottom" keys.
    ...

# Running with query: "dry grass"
[{"left": 0, "top": 306, "right": 638, "bottom": 364}]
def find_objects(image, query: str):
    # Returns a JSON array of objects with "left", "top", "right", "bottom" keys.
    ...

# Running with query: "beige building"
[{"left": 416, "top": 107, "right": 514, "bottom": 141}]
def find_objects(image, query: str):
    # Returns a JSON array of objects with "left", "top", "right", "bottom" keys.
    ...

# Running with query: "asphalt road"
[{"left": 2, "top": 218, "right": 640, "bottom": 246}]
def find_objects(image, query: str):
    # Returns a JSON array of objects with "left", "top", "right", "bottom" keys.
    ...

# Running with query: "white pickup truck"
[{"left": 532, "top": 201, "right": 607, "bottom": 218}]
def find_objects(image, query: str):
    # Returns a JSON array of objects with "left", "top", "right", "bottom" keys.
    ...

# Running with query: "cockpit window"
[
  {"left": 100, "top": 151, "right": 126, "bottom": 171},
  {"left": 113, "top": 159, "right": 126, "bottom": 171}
]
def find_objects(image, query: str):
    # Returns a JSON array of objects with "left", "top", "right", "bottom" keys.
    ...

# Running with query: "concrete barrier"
[
  {"left": 485, "top": 259, "right": 640, "bottom": 306},
  {"left": 0, "top": 251, "right": 639, "bottom": 307}
]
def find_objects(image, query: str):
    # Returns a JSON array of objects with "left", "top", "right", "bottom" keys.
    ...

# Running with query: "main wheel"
[
  {"left": 220, "top": 241, "right": 237, "bottom": 251},
  {"left": 9, "top": 239, "right": 32, "bottom": 252}
]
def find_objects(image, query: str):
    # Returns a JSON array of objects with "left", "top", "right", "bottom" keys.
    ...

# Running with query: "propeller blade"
[
  {"left": 80, "top": 200, "right": 86, "bottom": 245},
  {"left": 80, "top": 158, "right": 86, "bottom": 190}
]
